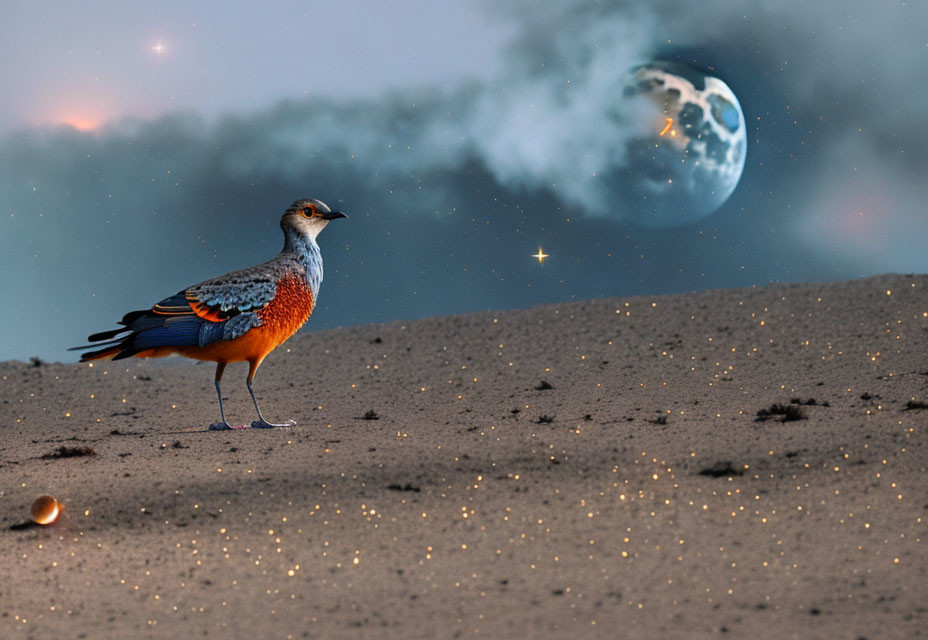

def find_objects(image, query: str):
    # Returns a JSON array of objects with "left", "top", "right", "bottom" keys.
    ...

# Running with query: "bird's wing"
[
  {"left": 72, "top": 281, "right": 269, "bottom": 360},
  {"left": 151, "top": 290, "right": 262, "bottom": 344},
  {"left": 72, "top": 266, "right": 283, "bottom": 361},
  {"left": 183, "top": 267, "right": 278, "bottom": 322}
]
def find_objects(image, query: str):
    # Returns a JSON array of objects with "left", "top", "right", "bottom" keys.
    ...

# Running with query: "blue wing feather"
[
  {"left": 131, "top": 318, "right": 203, "bottom": 349},
  {"left": 196, "top": 312, "right": 260, "bottom": 346}
]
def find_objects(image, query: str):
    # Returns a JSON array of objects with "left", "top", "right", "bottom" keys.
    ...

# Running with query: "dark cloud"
[{"left": 1, "top": 0, "right": 924, "bottom": 361}]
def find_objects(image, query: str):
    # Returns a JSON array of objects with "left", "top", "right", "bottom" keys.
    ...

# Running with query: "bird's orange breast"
[
  {"left": 255, "top": 274, "right": 316, "bottom": 345},
  {"left": 171, "top": 274, "right": 314, "bottom": 365}
]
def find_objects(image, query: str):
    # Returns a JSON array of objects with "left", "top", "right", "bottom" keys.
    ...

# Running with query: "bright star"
[
  {"left": 152, "top": 42, "right": 166, "bottom": 55},
  {"left": 532, "top": 249, "right": 549, "bottom": 264}
]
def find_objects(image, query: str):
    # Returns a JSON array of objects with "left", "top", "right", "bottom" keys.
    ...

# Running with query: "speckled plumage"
[
  {"left": 73, "top": 198, "right": 347, "bottom": 429},
  {"left": 185, "top": 225, "right": 323, "bottom": 315},
  {"left": 184, "top": 224, "right": 323, "bottom": 330}
]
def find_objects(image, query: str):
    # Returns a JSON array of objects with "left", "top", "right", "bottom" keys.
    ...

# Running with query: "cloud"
[
  {"left": 466, "top": 4, "right": 657, "bottom": 214},
  {"left": 797, "top": 133, "right": 928, "bottom": 273}
]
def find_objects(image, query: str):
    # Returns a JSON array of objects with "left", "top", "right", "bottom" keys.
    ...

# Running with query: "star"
[
  {"left": 152, "top": 42, "right": 166, "bottom": 55},
  {"left": 532, "top": 248, "right": 549, "bottom": 264}
]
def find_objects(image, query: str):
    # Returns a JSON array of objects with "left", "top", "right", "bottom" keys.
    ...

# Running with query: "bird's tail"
[
  {"left": 69, "top": 332, "right": 130, "bottom": 361},
  {"left": 77, "top": 345, "right": 122, "bottom": 361},
  {"left": 71, "top": 293, "right": 209, "bottom": 362}
]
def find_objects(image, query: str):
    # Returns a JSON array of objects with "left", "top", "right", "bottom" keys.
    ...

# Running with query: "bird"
[{"left": 71, "top": 198, "right": 347, "bottom": 430}]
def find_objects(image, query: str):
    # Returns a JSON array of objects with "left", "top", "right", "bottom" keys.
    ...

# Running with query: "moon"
[{"left": 609, "top": 61, "right": 748, "bottom": 228}]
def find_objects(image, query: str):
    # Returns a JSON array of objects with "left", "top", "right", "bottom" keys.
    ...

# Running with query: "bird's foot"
[
  {"left": 208, "top": 422, "right": 250, "bottom": 431},
  {"left": 250, "top": 419, "right": 297, "bottom": 429}
]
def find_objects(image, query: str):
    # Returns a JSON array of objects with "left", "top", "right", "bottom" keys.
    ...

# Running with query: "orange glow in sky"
[
  {"left": 43, "top": 105, "right": 108, "bottom": 131},
  {"left": 59, "top": 116, "right": 101, "bottom": 131}
]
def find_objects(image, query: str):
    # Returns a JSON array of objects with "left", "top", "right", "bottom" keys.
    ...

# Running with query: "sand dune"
[{"left": 1, "top": 274, "right": 926, "bottom": 638}]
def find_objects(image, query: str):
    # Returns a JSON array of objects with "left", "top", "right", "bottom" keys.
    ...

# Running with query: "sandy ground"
[{"left": 1, "top": 274, "right": 926, "bottom": 639}]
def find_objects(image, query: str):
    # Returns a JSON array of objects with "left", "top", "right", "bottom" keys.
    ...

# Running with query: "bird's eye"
[{"left": 302, "top": 207, "right": 313, "bottom": 217}]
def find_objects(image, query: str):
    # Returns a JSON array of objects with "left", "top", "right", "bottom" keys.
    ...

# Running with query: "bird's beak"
[{"left": 322, "top": 211, "right": 348, "bottom": 220}]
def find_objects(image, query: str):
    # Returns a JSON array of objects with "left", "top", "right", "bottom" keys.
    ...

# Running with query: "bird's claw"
[
  {"left": 251, "top": 419, "right": 296, "bottom": 429},
  {"left": 209, "top": 422, "right": 249, "bottom": 431}
]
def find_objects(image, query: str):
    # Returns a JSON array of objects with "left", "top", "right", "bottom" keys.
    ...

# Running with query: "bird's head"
[{"left": 281, "top": 198, "right": 348, "bottom": 241}]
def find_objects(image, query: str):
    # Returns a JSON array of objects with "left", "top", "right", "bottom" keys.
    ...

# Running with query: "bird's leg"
[
  {"left": 209, "top": 362, "right": 247, "bottom": 430},
  {"left": 247, "top": 361, "right": 296, "bottom": 429}
]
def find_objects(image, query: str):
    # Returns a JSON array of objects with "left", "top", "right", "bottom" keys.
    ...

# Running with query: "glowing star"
[
  {"left": 659, "top": 117, "right": 674, "bottom": 136},
  {"left": 32, "top": 495, "right": 63, "bottom": 525},
  {"left": 152, "top": 42, "right": 166, "bottom": 55},
  {"left": 532, "top": 249, "right": 549, "bottom": 264}
]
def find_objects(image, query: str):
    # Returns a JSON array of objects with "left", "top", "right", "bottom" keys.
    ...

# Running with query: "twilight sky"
[{"left": 1, "top": 0, "right": 925, "bottom": 362}]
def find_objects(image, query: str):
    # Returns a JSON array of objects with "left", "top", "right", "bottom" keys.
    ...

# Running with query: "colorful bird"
[{"left": 72, "top": 198, "right": 347, "bottom": 430}]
